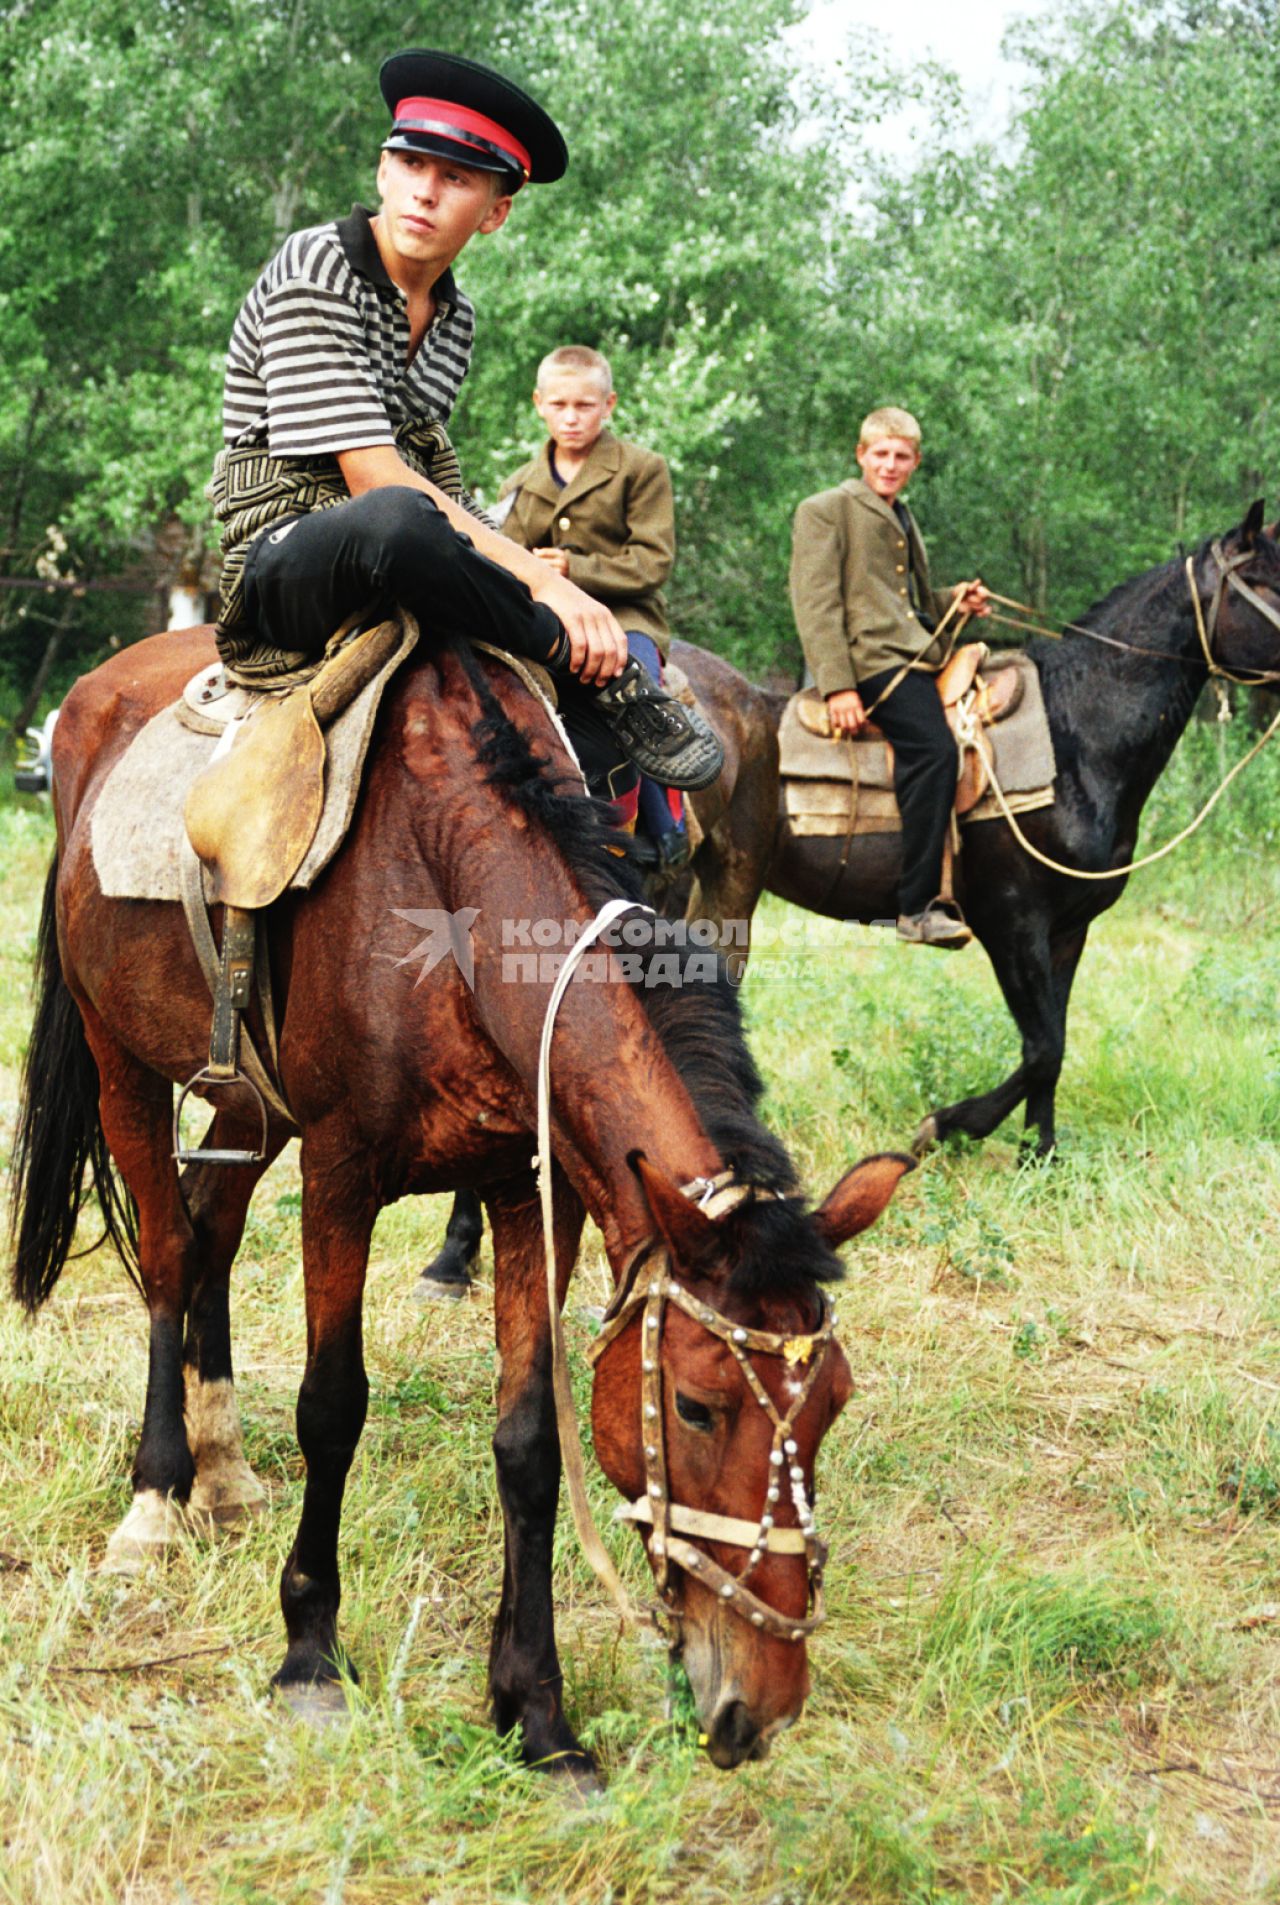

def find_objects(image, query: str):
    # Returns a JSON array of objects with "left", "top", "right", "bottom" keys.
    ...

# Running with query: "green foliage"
[{"left": 6, "top": 0, "right": 1278, "bottom": 724}]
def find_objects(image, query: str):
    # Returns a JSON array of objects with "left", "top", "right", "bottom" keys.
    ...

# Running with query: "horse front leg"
[
  {"left": 914, "top": 914, "right": 1082, "bottom": 1158},
  {"left": 274, "top": 1145, "right": 373, "bottom": 1709},
  {"left": 485, "top": 1169, "right": 595, "bottom": 1783},
  {"left": 1019, "top": 927, "right": 1088, "bottom": 1154}
]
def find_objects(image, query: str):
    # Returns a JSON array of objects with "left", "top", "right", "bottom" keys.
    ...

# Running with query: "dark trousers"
[
  {"left": 858, "top": 665, "right": 957, "bottom": 915},
  {"left": 242, "top": 486, "right": 632, "bottom": 803}
]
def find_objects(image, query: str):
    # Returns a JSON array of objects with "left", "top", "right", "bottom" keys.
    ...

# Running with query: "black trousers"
[
  {"left": 242, "top": 486, "right": 632, "bottom": 803},
  {"left": 858, "top": 665, "right": 957, "bottom": 915}
]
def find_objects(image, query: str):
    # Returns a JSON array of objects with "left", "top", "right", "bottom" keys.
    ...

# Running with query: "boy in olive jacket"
[
  {"left": 789, "top": 406, "right": 989, "bottom": 947},
  {"left": 498, "top": 345, "right": 688, "bottom": 864}
]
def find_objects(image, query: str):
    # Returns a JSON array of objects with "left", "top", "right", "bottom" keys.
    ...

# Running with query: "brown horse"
[{"left": 10, "top": 625, "right": 908, "bottom": 1777}]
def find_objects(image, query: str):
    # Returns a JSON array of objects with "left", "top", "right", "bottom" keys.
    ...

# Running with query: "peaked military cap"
[{"left": 379, "top": 50, "right": 567, "bottom": 189}]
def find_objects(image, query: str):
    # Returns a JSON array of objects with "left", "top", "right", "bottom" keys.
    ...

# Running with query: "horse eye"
[{"left": 675, "top": 1392, "right": 716, "bottom": 1433}]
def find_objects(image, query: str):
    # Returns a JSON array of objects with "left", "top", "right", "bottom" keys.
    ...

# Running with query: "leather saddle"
[
  {"left": 184, "top": 615, "right": 411, "bottom": 908},
  {"left": 791, "top": 643, "right": 1023, "bottom": 817}
]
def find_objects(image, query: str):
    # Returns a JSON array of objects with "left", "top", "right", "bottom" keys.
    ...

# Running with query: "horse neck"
[
  {"left": 416, "top": 811, "right": 723, "bottom": 1265},
  {"left": 1045, "top": 571, "right": 1207, "bottom": 806}
]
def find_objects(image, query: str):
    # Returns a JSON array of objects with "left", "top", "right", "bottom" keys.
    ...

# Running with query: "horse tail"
[{"left": 9, "top": 857, "right": 140, "bottom": 1312}]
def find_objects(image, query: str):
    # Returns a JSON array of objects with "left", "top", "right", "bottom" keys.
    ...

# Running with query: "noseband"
[{"left": 587, "top": 1191, "right": 836, "bottom": 1645}]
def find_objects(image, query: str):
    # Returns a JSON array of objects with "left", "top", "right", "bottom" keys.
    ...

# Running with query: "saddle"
[
  {"left": 790, "top": 643, "right": 1023, "bottom": 816},
  {"left": 777, "top": 646, "right": 1056, "bottom": 846},
  {"left": 171, "top": 617, "right": 564, "bottom": 1164}
]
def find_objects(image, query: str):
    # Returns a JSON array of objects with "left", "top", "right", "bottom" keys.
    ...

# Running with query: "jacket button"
[
  {"left": 558, "top": 515, "right": 571, "bottom": 530},
  {"left": 896, "top": 564, "right": 905, "bottom": 573},
  {"left": 899, "top": 587, "right": 908, "bottom": 596}
]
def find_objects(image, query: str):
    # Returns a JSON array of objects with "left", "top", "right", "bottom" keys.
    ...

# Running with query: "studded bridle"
[
  {"left": 586, "top": 1214, "right": 836, "bottom": 1643},
  {"left": 534, "top": 897, "right": 840, "bottom": 1645}
]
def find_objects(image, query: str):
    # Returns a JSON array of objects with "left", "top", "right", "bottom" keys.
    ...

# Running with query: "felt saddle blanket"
[
  {"left": 91, "top": 613, "right": 429, "bottom": 904},
  {"left": 778, "top": 645, "right": 1056, "bottom": 839}
]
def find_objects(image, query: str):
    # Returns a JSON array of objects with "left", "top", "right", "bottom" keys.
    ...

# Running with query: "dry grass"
[{"left": 5, "top": 731, "right": 1280, "bottom": 1901}]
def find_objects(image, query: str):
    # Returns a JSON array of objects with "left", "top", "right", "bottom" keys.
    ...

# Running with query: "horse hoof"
[
  {"left": 275, "top": 1681, "right": 352, "bottom": 1729},
  {"left": 412, "top": 1274, "right": 473, "bottom": 1304},
  {"left": 911, "top": 1115, "right": 939, "bottom": 1156},
  {"left": 549, "top": 1760, "right": 605, "bottom": 1805},
  {"left": 188, "top": 1474, "right": 269, "bottom": 1526},
  {"left": 100, "top": 1489, "right": 186, "bottom": 1575}
]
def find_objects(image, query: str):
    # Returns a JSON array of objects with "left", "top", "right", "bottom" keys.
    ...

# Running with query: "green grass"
[{"left": 5, "top": 721, "right": 1280, "bottom": 1900}]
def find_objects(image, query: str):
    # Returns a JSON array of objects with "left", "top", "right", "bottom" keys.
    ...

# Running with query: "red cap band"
[{"left": 393, "top": 96, "right": 531, "bottom": 178}]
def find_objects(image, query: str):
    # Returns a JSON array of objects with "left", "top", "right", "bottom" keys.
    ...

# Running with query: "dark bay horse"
[
  {"left": 9, "top": 627, "right": 907, "bottom": 1776},
  {"left": 767, "top": 505, "right": 1280, "bottom": 1154},
  {"left": 417, "top": 636, "right": 780, "bottom": 1296}
]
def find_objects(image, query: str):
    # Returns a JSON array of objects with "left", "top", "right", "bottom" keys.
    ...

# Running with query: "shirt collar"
[{"left": 335, "top": 203, "right": 459, "bottom": 315}]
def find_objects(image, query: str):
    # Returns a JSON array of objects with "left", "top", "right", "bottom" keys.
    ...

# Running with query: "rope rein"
[{"left": 956, "top": 546, "right": 1280, "bottom": 882}]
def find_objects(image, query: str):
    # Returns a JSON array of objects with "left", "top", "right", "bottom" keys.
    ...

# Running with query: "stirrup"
[
  {"left": 173, "top": 903, "right": 269, "bottom": 1164},
  {"left": 173, "top": 1067, "right": 269, "bottom": 1165}
]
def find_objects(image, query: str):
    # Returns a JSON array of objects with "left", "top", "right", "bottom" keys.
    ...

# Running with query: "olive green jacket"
[
  {"left": 498, "top": 431, "right": 675, "bottom": 651},
  {"left": 789, "top": 477, "right": 953, "bottom": 696}
]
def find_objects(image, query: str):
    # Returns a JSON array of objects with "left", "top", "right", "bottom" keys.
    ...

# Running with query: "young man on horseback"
[
  {"left": 208, "top": 49, "right": 722, "bottom": 807},
  {"left": 789, "top": 407, "right": 989, "bottom": 947}
]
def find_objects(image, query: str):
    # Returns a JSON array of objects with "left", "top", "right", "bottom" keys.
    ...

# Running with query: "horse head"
[
  {"left": 1194, "top": 499, "right": 1280, "bottom": 684},
  {"left": 589, "top": 1150, "right": 912, "bottom": 1769}
]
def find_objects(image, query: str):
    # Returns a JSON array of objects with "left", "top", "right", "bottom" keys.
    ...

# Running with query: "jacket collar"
[
  {"left": 521, "top": 429, "right": 623, "bottom": 506},
  {"left": 335, "top": 204, "right": 459, "bottom": 316},
  {"left": 841, "top": 475, "right": 914, "bottom": 530}
]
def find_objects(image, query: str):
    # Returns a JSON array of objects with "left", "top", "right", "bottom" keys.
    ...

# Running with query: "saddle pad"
[
  {"left": 91, "top": 617, "right": 419, "bottom": 902},
  {"left": 779, "top": 652, "right": 1054, "bottom": 796},
  {"left": 783, "top": 777, "right": 1056, "bottom": 838}
]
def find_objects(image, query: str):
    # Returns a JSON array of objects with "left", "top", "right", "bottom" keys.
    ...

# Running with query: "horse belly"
[{"left": 767, "top": 824, "right": 903, "bottom": 924}]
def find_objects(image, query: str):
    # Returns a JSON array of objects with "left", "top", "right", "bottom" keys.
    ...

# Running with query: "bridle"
[
  {"left": 586, "top": 1178, "right": 837, "bottom": 1644},
  {"left": 1188, "top": 539, "right": 1280, "bottom": 687}
]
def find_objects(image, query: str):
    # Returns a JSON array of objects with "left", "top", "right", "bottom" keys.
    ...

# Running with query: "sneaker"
[
  {"left": 897, "top": 904, "right": 973, "bottom": 950},
  {"left": 593, "top": 660, "right": 725, "bottom": 791}
]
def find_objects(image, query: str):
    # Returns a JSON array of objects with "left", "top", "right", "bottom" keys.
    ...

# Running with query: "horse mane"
[
  {"left": 1069, "top": 553, "right": 1187, "bottom": 638},
  {"left": 457, "top": 647, "right": 842, "bottom": 1299}
]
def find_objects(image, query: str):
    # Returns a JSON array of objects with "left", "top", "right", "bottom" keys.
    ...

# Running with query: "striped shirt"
[{"left": 223, "top": 204, "right": 475, "bottom": 456}]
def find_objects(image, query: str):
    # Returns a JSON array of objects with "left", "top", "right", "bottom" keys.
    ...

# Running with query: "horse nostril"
[{"left": 705, "top": 1698, "right": 761, "bottom": 1770}]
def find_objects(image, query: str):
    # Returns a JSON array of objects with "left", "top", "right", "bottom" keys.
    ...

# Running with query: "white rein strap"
[{"left": 536, "top": 897, "right": 655, "bottom": 1630}]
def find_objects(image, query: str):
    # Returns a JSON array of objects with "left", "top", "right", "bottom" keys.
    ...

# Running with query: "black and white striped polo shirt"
[{"left": 223, "top": 204, "right": 475, "bottom": 455}]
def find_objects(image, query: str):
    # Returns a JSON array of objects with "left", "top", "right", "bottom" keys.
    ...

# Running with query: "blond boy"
[
  {"left": 499, "top": 347, "right": 697, "bottom": 857},
  {"left": 789, "top": 407, "right": 989, "bottom": 946}
]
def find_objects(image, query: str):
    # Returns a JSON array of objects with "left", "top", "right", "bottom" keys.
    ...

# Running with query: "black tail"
[{"left": 9, "top": 858, "right": 140, "bottom": 1311}]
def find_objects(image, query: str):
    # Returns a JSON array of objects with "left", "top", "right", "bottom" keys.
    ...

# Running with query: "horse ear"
[
  {"left": 631, "top": 1154, "right": 723, "bottom": 1276},
  {"left": 1240, "top": 499, "right": 1266, "bottom": 549},
  {"left": 814, "top": 1152, "right": 915, "bottom": 1249}
]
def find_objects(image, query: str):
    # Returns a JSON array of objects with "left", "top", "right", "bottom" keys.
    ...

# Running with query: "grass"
[{"left": 4, "top": 714, "right": 1280, "bottom": 1899}]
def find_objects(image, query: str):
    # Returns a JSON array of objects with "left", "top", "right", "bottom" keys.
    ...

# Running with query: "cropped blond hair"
[
  {"left": 858, "top": 406, "right": 922, "bottom": 450},
  {"left": 536, "top": 345, "right": 613, "bottom": 395}
]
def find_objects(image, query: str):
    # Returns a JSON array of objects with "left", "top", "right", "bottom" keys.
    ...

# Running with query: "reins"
[
  {"left": 958, "top": 543, "right": 1280, "bottom": 883},
  {"left": 534, "top": 899, "right": 835, "bottom": 1642}
]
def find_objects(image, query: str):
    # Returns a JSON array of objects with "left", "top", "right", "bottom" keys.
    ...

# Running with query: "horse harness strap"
[
  {"left": 587, "top": 1265, "right": 834, "bottom": 1643},
  {"left": 174, "top": 835, "right": 296, "bottom": 1163}
]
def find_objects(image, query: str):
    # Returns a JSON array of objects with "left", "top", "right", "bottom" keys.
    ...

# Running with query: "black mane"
[{"left": 459, "top": 647, "right": 842, "bottom": 1298}]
